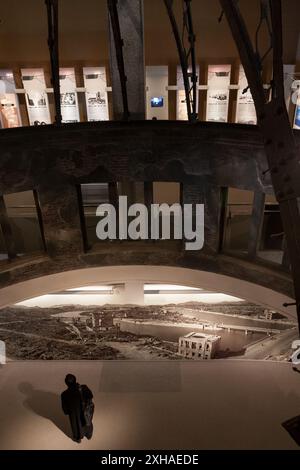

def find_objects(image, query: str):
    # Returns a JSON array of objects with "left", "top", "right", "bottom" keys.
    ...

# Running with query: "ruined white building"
[{"left": 178, "top": 332, "right": 221, "bottom": 360}]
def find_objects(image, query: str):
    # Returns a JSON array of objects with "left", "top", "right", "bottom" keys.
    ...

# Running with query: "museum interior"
[{"left": 0, "top": 0, "right": 300, "bottom": 450}]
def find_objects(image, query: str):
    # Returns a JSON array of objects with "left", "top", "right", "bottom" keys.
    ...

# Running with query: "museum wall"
[
  {"left": 0, "top": 0, "right": 299, "bottom": 124},
  {"left": 1, "top": 0, "right": 299, "bottom": 64}
]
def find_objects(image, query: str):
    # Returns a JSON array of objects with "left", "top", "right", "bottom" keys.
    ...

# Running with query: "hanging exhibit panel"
[
  {"left": 176, "top": 65, "right": 199, "bottom": 121},
  {"left": 83, "top": 67, "right": 109, "bottom": 121},
  {"left": 146, "top": 66, "right": 169, "bottom": 120},
  {"left": 294, "top": 101, "right": 300, "bottom": 130},
  {"left": 283, "top": 64, "right": 296, "bottom": 112},
  {"left": 235, "top": 65, "right": 256, "bottom": 125},
  {"left": 293, "top": 71, "right": 300, "bottom": 129},
  {"left": 206, "top": 64, "right": 231, "bottom": 123},
  {"left": 59, "top": 68, "right": 80, "bottom": 123},
  {"left": 21, "top": 68, "right": 51, "bottom": 126},
  {"left": 0, "top": 70, "right": 21, "bottom": 128}
]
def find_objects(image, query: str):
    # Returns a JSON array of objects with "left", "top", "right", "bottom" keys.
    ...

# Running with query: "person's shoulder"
[
  {"left": 81, "top": 384, "right": 93, "bottom": 395},
  {"left": 81, "top": 384, "right": 90, "bottom": 392},
  {"left": 61, "top": 389, "right": 68, "bottom": 398}
]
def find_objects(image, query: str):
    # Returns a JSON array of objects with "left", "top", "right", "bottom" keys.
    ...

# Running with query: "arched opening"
[
  {"left": 0, "top": 265, "right": 296, "bottom": 318},
  {"left": 0, "top": 265, "right": 297, "bottom": 362}
]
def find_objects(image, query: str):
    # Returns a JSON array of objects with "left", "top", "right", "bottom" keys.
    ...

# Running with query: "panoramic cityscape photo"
[{"left": 1, "top": 283, "right": 296, "bottom": 362}]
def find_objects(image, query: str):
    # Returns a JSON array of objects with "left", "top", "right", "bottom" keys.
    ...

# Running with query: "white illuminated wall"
[
  {"left": 144, "top": 284, "right": 242, "bottom": 305},
  {"left": 60, "top": 68, "right": 80, "bottom": 123},
  {"left": 146, "top": 66, "right": 169, "bottom": 120},
  {"left": 21, "top": 68, "right": 51, "bottom": 125},
  {"left": 0, "top": 70, "right": 21, "bottom": 128},
  {"left": 206, "top": 64, "right": 231, "bottom": 123},
  {"left": 17, "top": 286, "right": 114, "bottom": 307},
  {"left": 16, "top": 283, "right": 243, "bottom": 308},
  {"left": 176, "top": 65, "right": 199, "bottom": 120},
  {"left": 83, "top": 67, "right": 109, "bottom": 121}
]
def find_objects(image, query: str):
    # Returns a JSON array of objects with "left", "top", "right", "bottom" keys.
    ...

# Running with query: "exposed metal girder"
[
  {"left": 107, "top": 0, "right": 145, "bottom": 121},
  {"left": 144, "top": 182, "right": 153, "bottom": 209},
  {"left": 0, "top": 196, "right": 16, "bottom": 260},
  {"left": 219, "top": 0, "right": 300, "bottom": 332},
  {"left": 33, "top": 190, "right": 47, "bottom": 252},
  {"left": 248, "top": 191, "right": 265, "bottom": 258},
  {"left": 164, "top": 0, "right": 198, "bottom": 122},
  {"left": 45, "top": 0, "right": 61, "bottom": 125},
  {"left": 107, "top": 0, "right": 130, "bottom": 121},
  {"left": 281, "top": 237, "right": 290, "bottom": 269}
]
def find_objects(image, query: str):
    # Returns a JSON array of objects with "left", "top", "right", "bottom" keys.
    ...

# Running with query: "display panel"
[
  {"left": 146, "top": 66, "right": 168, "bottom": 120},
  {"left": 151, "top": 97, "right": 163, "bottom": 107},
  {"left": 83, "top": 67, "right": 109, "bottom": 121},
  {"left": 0, "top": 70, "right": 21, "bottom": 128},
  {"left": 206, "top": 64, "right": 231, "bottom": 123},
  {"left": 176, "top": 65, "right": 199, "bottom": 121},
  {"left": 21, "top": 68, "right": 51, "bottom": 126},
  {"left": 235, "top": 65, "right": 256, "bottom": 125},
  {"left": 59, "top": 68, "right": 80, "bottom": 123},
  {"left": 284, "top": 64, "right": 295, "bottom": 111},
  {"left": 294, "top": 101, "right": 300, "bottom": 129},
  {"left": 293, "top": 68, "right": 300, "bottom": 130}
]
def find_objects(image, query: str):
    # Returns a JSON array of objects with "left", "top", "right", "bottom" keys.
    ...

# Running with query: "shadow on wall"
[{"left": 18, "top": 382, "right": 71, "bottom": 438}]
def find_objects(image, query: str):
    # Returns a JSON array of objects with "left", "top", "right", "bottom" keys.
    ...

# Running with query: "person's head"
[{"left": 65, "top": 374, "right": 77, "bottom": 388}]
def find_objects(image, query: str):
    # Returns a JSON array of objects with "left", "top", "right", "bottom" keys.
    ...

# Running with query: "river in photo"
[{"left": 119, "top": 320, "right": 267, "bottom": 353}]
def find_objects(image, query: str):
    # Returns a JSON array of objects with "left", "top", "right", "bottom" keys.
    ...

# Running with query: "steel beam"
[
  {"left": 164, "top": 0, "right": 198, "bottom": 122},
  {"left": 0, "top": 196, "right": 16, "bottom": 260},
  {"left": 282, "top": 237, "right": 290, "bottom": 269},
  {"left": 144, "top": 182, "right": 153, "bottom": 209},
  {"left": 45, "top": 0, "right": 61, "bottom": 125},
  {"left": 220, "top": 0, "right": 300, "bottom": 331},
  {"left": 33, "top": 190, "right": 47, "bottom": 252},
  {"left": 108, "top": 182, "right": 119, "bottom": 208},
  {"left": 219, "top": 187, "right": 229, "bottom": 252},
  {"left": 248, "top": 191, "right": 266, "bottom": 258},
  {"left": 107, "top": 0, "right": 145, "bottom": 120}
]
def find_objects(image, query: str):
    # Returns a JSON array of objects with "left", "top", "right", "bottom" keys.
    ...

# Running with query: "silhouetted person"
[{"left": 61, "top": 374, "right": 94, "bottom": 443}]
